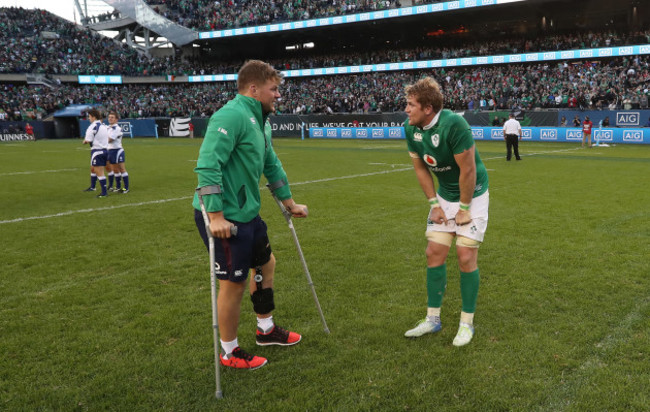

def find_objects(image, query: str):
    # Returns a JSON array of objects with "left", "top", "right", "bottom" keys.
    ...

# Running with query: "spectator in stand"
[{"left": 573, "top": 115, "right": 581, "bottom": 127}]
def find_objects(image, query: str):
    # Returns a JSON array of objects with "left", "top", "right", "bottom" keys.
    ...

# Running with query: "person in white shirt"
[
  {"left": 502, "top": 113, "right": 522, "bottom": 161},
  {"left": 106, "top": 111, "right": 130, "bottom": 193},
  {"left": 83, "top": 109, "right": 110, "bottom": 197}
]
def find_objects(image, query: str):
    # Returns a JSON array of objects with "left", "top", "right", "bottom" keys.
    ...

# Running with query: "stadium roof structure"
[{"left": 83, "top": 0, "right": 197, "bottom": 53}]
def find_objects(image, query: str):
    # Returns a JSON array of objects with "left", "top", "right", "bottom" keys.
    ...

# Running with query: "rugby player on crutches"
[{"left": 193, "top": 61, "right": 307, "bottom": 390}]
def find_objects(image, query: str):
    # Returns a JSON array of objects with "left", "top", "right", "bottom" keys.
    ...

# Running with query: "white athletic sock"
[
  {"left": 257, "top": 316, "right": 274, "bottom": 333},
  {"left": 460, "top": 311, "right": 474, "bottom": 325},
  {"left": 220, "top": 338, "right": 238, "bottom": 357},
  {"left": 427, "top": 307, "right": 441, "bottom": 322}
]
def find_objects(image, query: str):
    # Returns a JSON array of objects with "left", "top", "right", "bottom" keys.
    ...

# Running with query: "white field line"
[
  {"left": 0, "top": 197, "right": 189, "bottom": 224},
  {"left": 0, "top": 147, "right": 582, "bottom": 225},
  {"left": 0, "top": 168, "right": 79, "bottom": 177},
  {"left": 539, "top": 297, "right": 650, "bottom": 412}
]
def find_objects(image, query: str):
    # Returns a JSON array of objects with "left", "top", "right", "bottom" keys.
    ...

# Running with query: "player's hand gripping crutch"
[
  {"left": 196, "top": 188, "right": 238, "bottom": 400},
  {"left": 266, "top": 184, "right": 330, "bottom": 334}
]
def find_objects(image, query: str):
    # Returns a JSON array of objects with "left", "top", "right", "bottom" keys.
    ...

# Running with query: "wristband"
[
  {"left": 459, "top": 202, "right": 470, "bottom": 211},
  {"left": 428, "top": 197, "right": 440, "bottom": 208}
]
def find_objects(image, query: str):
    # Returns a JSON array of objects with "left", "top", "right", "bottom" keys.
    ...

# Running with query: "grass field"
[{"left": 1, "top": 137, "right": 649, "bottom": 411}]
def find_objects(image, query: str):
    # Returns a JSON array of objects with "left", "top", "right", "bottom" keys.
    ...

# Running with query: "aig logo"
[
  {"left": 356, "top": 129, "right": 368, "bottom": 138},
  {"left": 388, "top": 128, "right": 402, "bottom": 138},
  {"left": 617, "top": 112, "right": 639, "bottom": 126},
  {"left": 471, "top": 129, "right": 484, "bottom": 139},
  {"left": 566, "top": 130, "right": 582, "bottom": 140},
  {"left": 313, "top": 129, "right": 324, "bottom": 137},
  {"left": 490, "top": 129, "right": 504, "bottom": 139},
  {"left": 326, "top": 129, "right": 337, "bottom": 137},
  {"left": 623, "top": 130, "right": 643, "bottom": 142},
  {"left": 118, "top": 122, "right": 131, "bottom": 133},
  {"left": 521, "top": 129, "right": 532, "bottom": 140},
  {"left": 594, "top": 130, "right": 613, "bottom": 141},
  {"left": 540, "top": 129, "right": 557, "bottom": 140},
  {"left": 372, "top": 129, "right": 384, "bottom": 138},
  {"left": 341, "top": 129, "right": 352, "bottom": 138}
]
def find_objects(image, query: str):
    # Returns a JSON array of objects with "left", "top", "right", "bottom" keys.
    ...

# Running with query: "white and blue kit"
[
  {"left": 107, "top": 124, "right": 125, "bottom": 164},
  {"left": 84, "top": 120, "right": 109, "bottom": 166}
]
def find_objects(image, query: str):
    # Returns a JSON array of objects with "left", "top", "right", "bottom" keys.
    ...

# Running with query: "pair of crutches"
[{"left": 196, "top": 185, "right": 329, "bottom": 399}]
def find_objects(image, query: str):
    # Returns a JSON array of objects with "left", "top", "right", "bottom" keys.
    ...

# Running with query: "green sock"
[
  {"left": 426, "top": 264, "right": 447, "bottom": 308},
  {"left": 460, "top": 269, "right": 480, "bottom": 313}
]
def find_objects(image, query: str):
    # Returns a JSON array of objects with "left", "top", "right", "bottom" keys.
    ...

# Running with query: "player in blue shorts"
[
  {"left": 83, "top": 109, "right": 109, "bottom": 198},
  {"left": 106, "top": 111, "right": 130, "bottom": 193},
  {"left": 193, "top": 60, "right": 308, "bottom": 370}
]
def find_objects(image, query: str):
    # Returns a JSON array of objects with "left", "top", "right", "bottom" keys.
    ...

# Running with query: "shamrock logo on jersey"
[
  {"left": 423, "top": 154, "right": 437, "bottom": 167},
  {"left": 432, "top": 134, "right": 440, "bottom": 147}
]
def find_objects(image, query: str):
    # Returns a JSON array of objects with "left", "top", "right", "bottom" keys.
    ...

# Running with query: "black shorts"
[{"left": 194, "top": 209, "right": 272, "bottom": 282}]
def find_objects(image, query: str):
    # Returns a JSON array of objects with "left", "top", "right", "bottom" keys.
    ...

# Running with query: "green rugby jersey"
[
  {"left": 405, "top": 109, "right": 488, "bottom": 202},
  {"left": 192, "top": 94, "right": 291, "bottom": 222}
]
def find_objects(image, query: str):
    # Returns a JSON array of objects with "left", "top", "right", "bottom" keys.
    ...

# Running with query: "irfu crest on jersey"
[{"left": 432, "top": 134, "right": 440, "bottom": 147}]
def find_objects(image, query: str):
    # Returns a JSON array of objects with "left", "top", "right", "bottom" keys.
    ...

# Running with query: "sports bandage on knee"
[
  {"left": 456, "top": 236, "right": 481, "bottom": 248},
  {"left": 251, "top": 288, "right": 275, "bottom": 314},
  {"left": 426, "top": 231, "right": 454, "bottom": 247}
]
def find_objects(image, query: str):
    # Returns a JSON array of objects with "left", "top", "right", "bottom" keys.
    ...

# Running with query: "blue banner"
[
  {"left": 78, "top": 75, "right": 123, "bottom": 84},
  {"left": 310, "top": 126, "right": 649, "bottom": 144},
  {"left": 558, "top": 110, "right": 650, "bottom": 128},
  {"left": 79, "top": 119, "right": 157, "bottom": 138},
  {"left": 472, "top": 127, "right": 648, "bottom": 144},
  {"left": 309, "top": 127, "right": 405, "bottom": 139}
]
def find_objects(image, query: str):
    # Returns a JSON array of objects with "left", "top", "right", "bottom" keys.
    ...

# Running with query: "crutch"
[
  {"left": 196, "top": 188, "right": 238, "bottom": 399},
  {"left": 266, "top": 184, "right": 330, "bottom": 334}
]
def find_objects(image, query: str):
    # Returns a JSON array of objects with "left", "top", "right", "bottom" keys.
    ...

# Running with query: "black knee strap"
[{"left": 251, "top": 288, "right": 275, "bottom": 314}]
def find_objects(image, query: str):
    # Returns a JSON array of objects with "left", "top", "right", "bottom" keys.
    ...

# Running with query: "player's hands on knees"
[
  {"left": 209, "top": 215, "right": 234, "bottom": 238},
  {"left": 455, "top": 209, "right": 472, "bottom": 226},
  {"left": 287, "top": 203, "right": 308, "bottom": 218},
  {"left": 429, "top": 206, "right": 448, "bottom": 225}
]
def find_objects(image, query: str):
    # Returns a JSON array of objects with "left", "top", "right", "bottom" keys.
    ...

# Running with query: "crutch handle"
[{"left": 230, "top": 225, "right": 238, "bottom": 236}]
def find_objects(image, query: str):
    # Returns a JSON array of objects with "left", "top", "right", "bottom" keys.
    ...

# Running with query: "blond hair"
[
  {"left": 404, "top": 77, "right": 444, "bottom": 113},
  {"left": 237, "top": 60, "right": 283, "bottom": 93}
]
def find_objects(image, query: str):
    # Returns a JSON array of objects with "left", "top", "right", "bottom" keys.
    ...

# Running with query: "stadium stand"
[
  {"left": 147, "top": 0, "right": 403, "bottom": 31},
  {"left": 1, "top": 0, "right": 649, "bottom": 126}
]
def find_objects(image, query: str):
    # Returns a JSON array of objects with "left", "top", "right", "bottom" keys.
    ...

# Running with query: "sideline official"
[{"left": 502, "top": 113, "right": 522, "bottom": 161}]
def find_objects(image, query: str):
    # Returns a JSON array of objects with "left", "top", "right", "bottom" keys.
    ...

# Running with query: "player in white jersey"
[
  {"left": 106, "top": 111, "right": 130, "bottom": 193},
  {"left": 83, "top": 109, "right": 109, "bottom": 198}
]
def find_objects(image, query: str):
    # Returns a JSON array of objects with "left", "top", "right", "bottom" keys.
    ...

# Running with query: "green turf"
[{"left": 1, "top": 138, "right": 648, "bottom": 411}]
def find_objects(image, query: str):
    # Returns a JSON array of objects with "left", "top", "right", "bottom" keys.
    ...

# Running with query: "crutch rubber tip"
[{"left": 216, "top": 390, "right": 223, "bottom": 399}]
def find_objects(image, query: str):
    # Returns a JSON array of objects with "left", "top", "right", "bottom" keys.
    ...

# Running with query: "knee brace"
[
  {"left": 251, "top": 288, "right": 275, "bottom": 314},
  {"left": 456, "top": 236, "right": 481, "bottom": 248},
  {"left": 426, "top": 231, "right": 454, "bottom": 247}
]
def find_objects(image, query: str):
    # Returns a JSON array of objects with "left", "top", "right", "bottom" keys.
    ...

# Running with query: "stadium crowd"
[
  {"left": 0, "top": 8, "right": 185, "bottom": 76},
  {"left": 150, "top": 0, "right": 403, "bottom": 31},
  {"left": 2, "top": 7, "right": 649, "bottom": 78},
  {"left": 1, "top": 6, "right": 650, "bottom": 120},
  {"left": 2, "top": 55, "right": 649, "bottom": 120}
]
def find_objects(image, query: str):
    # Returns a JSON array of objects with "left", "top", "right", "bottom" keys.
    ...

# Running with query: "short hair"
[
  {"left": 237, "top": 60, "right": 283, "bottom": 93},
  {"left": 107, "top": 110, "right": 118, "bottom": 119},
  {"left": 87, "top": 109, "right": 101, "bottom": 119},
  {"left": 404, "top": 77, "right": 444, "bottom": 113}
]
